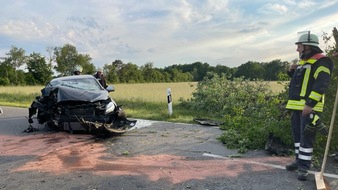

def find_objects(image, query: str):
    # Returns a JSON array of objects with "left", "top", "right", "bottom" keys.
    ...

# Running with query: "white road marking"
[{"left": 203, "top": 153, "right": 338, "bottom": 179}]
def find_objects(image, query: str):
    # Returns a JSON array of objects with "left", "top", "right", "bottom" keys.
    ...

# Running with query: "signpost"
[{"left": 167, "top": 88, "right": 173, "bottom": 116}]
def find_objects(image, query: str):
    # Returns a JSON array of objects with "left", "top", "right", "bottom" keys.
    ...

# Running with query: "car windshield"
[{"left": 50, "top": 78, "right": 102, "bottom": 91}]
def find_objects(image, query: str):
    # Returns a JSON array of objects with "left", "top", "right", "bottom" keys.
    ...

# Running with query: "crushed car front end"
[{"left": 27, "top": 75, "right": 136, "bottom": 135}]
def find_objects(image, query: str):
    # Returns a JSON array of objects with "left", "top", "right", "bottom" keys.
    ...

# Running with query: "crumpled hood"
[{"left": 55, "top": 86, "right": 109, "bottom": 102}]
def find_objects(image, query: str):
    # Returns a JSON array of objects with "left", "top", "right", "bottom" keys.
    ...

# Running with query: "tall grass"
[
  {"left": 0, "top": 86, "right": 42, "bottom": 107},
  {"left": 111, "top": 82, "right": 197, "bottom": 103},
  {"left": 109, "top": 82, "right": 198, "bottom": 122}
]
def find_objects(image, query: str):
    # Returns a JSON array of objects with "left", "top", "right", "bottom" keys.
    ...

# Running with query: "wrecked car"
[{"left": 27, "top": 75, "right": 136, "bottom": 135}]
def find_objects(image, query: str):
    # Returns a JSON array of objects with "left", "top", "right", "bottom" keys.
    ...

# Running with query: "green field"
[
  {"left": 113, "top": 81, "right": 286, "bottom": 101},
  {"left": 0, "top": 82, "right": 198, "bottom": 106},
  {"left": 0, "top": 81, "right": 286, "bottom": 106},
  {"left": 0, "top": 81, "right": 286, "bottom": 122}
]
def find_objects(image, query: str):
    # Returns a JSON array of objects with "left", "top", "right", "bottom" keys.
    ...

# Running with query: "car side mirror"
[{"left": 106, "top": 85, "right": 115, "bottom": 92}]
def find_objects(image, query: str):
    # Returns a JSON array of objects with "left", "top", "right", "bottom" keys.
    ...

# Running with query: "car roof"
[{"left": 51, "top": 75, "right": 95, "bottom": 82}]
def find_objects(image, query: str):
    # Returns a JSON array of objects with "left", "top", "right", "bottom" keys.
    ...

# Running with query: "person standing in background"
[
  {"left": 94, "top": 68, "right": 108, "bottom": 88},
  {"left": 73, "top": 65, "right": 83, "bottom": 75}
]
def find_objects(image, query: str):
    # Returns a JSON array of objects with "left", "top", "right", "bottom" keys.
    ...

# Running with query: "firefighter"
[
  {"left": 285, "top": 31, "right": 333, "bottom": 181},
  {"left": 93, "top": 68, "right": 108, "bottom": 88},
  {"left": 73, "top": 65, "right": 83, "bottom": 75}
]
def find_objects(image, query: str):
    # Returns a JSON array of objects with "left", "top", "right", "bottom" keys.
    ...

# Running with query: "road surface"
[{"left": 0, "top": 106, "right": 337, "bottom": 190}]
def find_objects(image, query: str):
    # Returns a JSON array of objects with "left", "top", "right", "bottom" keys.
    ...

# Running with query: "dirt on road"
[{"left": 1, "top": 106, "right": 338, "bottom": 190}]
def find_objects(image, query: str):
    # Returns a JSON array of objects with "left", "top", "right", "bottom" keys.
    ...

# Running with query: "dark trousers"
[{"left": 291, "top": 110, "right": 318, "bottom": 169}]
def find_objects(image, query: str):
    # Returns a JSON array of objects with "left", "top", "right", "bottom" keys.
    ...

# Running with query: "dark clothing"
[
  {"left": 73, "top": 71, "right": 81, "bottom": 75},
  {"left": 286, "top": 53, "right": 333, "bottom": 112},
  {"left": 291, "top": 110, "right": 320, "bottom": 169},
  {"left": 94, "top": 73, "right": 108, "bottom": 89},
  {"left": 286, "top": 52, "right": 333, "bottom": 170}
]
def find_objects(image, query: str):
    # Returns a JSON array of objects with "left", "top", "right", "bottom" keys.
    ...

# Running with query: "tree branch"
[{"left": 333, "top": 27, "right": 338, "bottom": 49}]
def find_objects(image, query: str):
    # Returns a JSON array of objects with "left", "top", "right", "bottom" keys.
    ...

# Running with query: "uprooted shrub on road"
[{"left": 183, "top": 72, "right": 293, "bottom": 154}]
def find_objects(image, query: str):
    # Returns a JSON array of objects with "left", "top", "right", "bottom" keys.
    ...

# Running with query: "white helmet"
[
  {"left": 74, "top": 65, "right": 83, "bottom": 73},
  {"left": 295, "top": 31, "right": 319, "bottom": 47}
]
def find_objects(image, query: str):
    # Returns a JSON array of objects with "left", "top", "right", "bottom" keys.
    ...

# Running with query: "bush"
[
  {"left": 186, "top": 72, "right": 292, "bottom": 153},
  {"left": 0, "top": 77, "right": 10, "bottom": 86},
  {"left": 318, "top": 31, "right": 338, "bottom": 156}
]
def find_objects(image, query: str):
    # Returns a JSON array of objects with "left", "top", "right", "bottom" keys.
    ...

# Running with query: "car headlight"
[{"left": 105, "top": 102, "right": 116, "bottom": 115}]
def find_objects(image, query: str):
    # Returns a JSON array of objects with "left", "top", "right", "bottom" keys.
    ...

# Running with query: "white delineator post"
[{"left": 167, "top": 88, "right": 173, "bottom": 116}]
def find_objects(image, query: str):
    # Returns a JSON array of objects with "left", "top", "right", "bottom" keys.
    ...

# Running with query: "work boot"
[
  {"left": 285, "top": 161, "right": 298, "bottom": 171},
  {"left": 297, "top": 167, "right": 308, "bottom": 181}
]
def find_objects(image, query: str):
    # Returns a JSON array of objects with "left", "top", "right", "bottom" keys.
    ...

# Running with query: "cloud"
[
  {"left": 298, "top": 0, "right": 316, "bottom": 9},
  {"left": 258, "top": 3, "right": 288, "bottom": 15},
  {"left": 66, "top": 16, "right": 100, "bottom": 29},
  {"left": 0, "top": 0, "right": 337, "bottom": 68},
  {"left": 0, "top": 18, "right": 57, "bottom": 41}
]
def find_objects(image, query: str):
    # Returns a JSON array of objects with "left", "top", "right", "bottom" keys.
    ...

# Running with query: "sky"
[{"left": 0, "top": 0, "right": 337, "bottom": 69}]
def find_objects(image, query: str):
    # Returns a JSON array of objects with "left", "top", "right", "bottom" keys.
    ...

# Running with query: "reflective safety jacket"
[{"left": 286, "top": 53, "right": 333, "bottom": 112}]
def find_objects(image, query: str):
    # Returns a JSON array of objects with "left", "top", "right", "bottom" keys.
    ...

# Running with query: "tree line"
[{"left": 0, "top": 44, "right": 292, "bottom": 86}]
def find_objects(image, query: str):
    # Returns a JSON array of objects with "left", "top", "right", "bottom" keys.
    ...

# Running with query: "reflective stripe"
[
  {"left": 312, "top": 114, "right": 320, "bottom": 125},
  {"left": 299, "top": 154, "right": 312, "bottom": 161},
  {"left": 300, "top": 147, "right": 313, "bottom": 153},
  {"left": 300, "top": 67, "right": 311, "bottom": 97},
  {"left": 286, "top": 99, "right": 306, "bottom": 110},
  {"left": 299, "top": 60, "right": 305, "bottom": 65},
  {"left": 294, "top": 143, "right": 300, "bottom": 154},
  {"left": 309, "top": 91, "right": 322, "bottom": 101},
  {"left": 299, "top": 58, "right": 317, "bottom": 65},
  {"left": 286, "top": 99, "right": 324, "bottom": 112},
  {"left": 314, "top": 66, "right": 331, "bottom": 79},
  {"left": 307, "top": 59, "right": 317, "bottom": 64},
  {"left": 314, "top": 103, "right": 324, "bottom": 112}
]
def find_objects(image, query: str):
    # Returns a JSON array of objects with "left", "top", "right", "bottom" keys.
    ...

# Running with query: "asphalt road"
[{"left": 0, "top": 106, "right": 337, "bottom": 190}]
